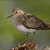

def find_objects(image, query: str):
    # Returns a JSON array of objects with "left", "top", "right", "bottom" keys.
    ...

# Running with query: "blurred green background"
[{"left": 0, "top": 0, "right": 50, "bottom": 50}]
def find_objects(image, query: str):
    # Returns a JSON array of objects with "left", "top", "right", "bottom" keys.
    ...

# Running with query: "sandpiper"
[{"left": 7, "top": 8, "right": 50, "bottom": 41}]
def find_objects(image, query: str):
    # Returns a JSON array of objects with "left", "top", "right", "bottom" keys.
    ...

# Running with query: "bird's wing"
[{"left": 18, "top": 13, "right": 47, "bottom": 30}]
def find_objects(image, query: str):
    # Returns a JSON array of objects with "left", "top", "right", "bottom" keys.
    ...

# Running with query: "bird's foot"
[
  {"left": 17, "top": 41, "right": 26, "bottom": 46},
  {"left": 20, "top": 40, "right": 26, "bottom": 45}
]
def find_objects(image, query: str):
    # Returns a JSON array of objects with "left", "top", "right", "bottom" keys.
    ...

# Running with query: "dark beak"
[{"left": 7, "top": 14, "right": 13, "bottom": 19}]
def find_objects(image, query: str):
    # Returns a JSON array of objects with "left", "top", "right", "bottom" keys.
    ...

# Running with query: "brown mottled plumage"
[
  {"left": 13, "top": 12, "right": 50, "bottom": 30},
  {"left": 7, "top": 8, "right": 50, "bottom": 41}
]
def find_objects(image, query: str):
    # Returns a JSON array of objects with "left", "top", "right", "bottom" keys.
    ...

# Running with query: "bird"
[{"left": 7, "top": 8, "right": 50, "bottom": 42}]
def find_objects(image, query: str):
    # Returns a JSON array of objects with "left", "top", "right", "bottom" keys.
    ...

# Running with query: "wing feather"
[{"left": 18, "top": 13, "right": 47, "bottom": 30}]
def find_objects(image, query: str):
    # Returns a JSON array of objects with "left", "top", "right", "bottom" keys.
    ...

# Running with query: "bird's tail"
[{"left": 45, "top": 23, "right": 50, "bottom": 30}]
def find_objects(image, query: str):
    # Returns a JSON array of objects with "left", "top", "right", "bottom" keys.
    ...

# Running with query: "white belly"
[
  {"left": 16, "top": 25, "right": 37, "bottom": 34},
  {"left": 13, "top": 19, "right": 37, "bottom": 34}
]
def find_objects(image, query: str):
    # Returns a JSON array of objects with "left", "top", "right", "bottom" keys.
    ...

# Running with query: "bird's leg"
[
  {"left": 20, "top": 34, "right": 29, "bottom": 44},
  {"left": 24, "top": 34, "right": 29, "bottom": 42},
  {"left": 23, "top": 34, "right": 29, "bottom": 43},
  {"left": 30, "top": 32, "right": 36, "bottom": 41}
]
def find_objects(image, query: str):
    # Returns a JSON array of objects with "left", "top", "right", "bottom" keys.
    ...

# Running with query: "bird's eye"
[{"left": 15, "top": 12, "right": 17, "bottom": 13}]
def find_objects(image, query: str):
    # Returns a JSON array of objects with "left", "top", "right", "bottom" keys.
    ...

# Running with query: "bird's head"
[{"left": 7, "top": 8, "right": 24, "bottom": 18}]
